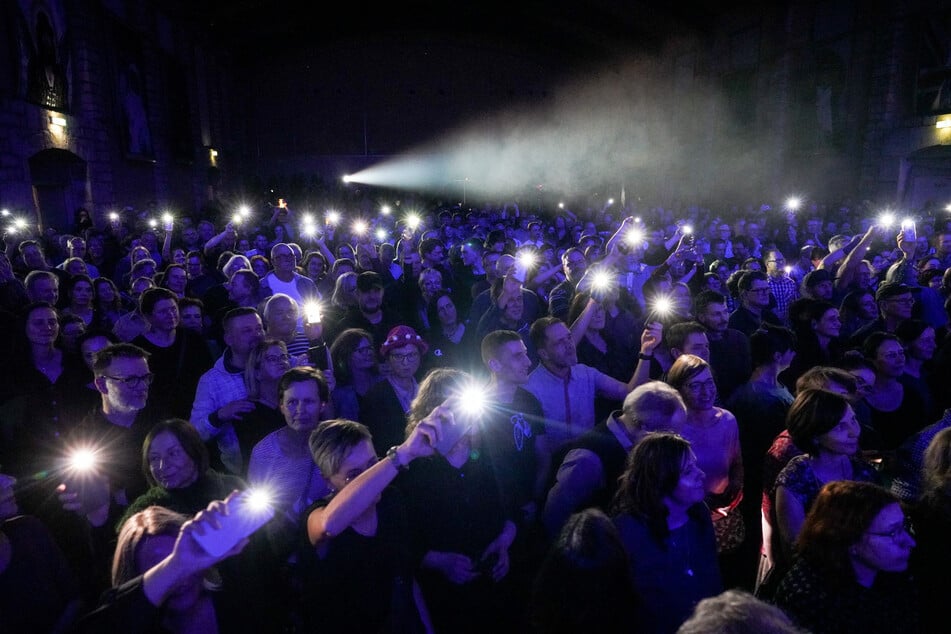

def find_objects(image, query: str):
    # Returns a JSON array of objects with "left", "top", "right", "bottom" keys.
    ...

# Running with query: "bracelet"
[
  {"left": 386, "top": 446, "right": 408, "bottom": 472},
  {"left": 638, "top": 352, "right": 654, "bottom": 361}
]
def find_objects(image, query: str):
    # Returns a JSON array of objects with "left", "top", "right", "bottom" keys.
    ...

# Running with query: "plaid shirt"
[{"left": 768, "top": 274, "right": 798, "bottom": 323}]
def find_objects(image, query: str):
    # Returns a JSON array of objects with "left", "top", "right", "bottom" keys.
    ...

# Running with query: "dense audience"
[{"left": 1, "top": 192, "right": 946, "bottom": 632}]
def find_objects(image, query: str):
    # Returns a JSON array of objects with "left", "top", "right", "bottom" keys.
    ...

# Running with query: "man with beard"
[
  {"left": 524, "top": 317, "right": 643, "bottom": 461},
  {"left": 326, "top": 271, "right": 408, "bottom": 349},
  {"left": 694, "top": 290, "right": 752, "bottom": 404}
]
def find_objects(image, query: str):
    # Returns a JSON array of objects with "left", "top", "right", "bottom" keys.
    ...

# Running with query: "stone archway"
[
  {"left": 27, "top": 148, "right": 87, "bottom": 232},
  {"left": 898, "top": 145, "right": 951, "bottom": 211}
]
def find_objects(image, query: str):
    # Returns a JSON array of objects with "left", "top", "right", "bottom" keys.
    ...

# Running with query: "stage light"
[{"left": 342, "top": 174, "right": 352, "bottom": 183}]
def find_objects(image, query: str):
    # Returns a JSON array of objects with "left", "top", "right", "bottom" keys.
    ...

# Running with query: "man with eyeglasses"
[
  {"left": 848, "top": 282, "right": 915, "bottom": 349},
  {"left": 65, "top": 343, "right": 160, "bottom": 527},
  {"left": 728, "top": 271, "right": 783, "bottom": 337},
  {"left": 764, "top": 249, "right": 799, "bottom": 323}
]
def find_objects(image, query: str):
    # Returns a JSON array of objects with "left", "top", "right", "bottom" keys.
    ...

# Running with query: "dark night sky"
[{"left": 171, "top": 1, "right": 726, "bottom": 73}]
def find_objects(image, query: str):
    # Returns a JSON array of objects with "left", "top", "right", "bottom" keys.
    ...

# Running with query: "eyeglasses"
[
  {"left": 389, "top": 351, "right": 420, "bottom": 363},
  {"left": 867, "top": 518, "right": 915, "bottom": 541},
  {"left": 264, "top": 354, "right": 290, "bottom": 364},
  {"left": 684, "top": 379, "right": 717, "bottom": 393},
  {"left": 103, "top": 373, "right": 154, "bottom": 388}
]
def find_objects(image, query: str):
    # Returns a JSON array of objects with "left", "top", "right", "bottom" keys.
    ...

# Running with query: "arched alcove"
[{"left": 28, "top": 148, "right": 87, "bottom": 232}]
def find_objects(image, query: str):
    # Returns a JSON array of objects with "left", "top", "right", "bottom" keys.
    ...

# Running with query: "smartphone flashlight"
[
  {"left": 879, "top": 213, "right": 896, "bottom": 228},
  {"left": 652, "top": 296, "right": 673, "bottom": 316},
  {"left": 304, "top": 301, "right": 321, "bottom": 324},
  {"left": 162, "top": 213, "right": 173, "bottom": 225},
  {"left": 625, "top": 228, "right": 644, "bottom": 247},
  {"left": 67, "top": 447, "right": 98, "bottom": 473},
  {"left": 591, "top": 270, "right": 612, "bottom": 292},
  {"left": 245, "top": 488, "right": 273, "bottom": 513},
  {"left": 406, "top": 214, "right": 421, "bottom": 230},
  {"left": 326, "top": 211, "right": 341, "bottom": 225}
]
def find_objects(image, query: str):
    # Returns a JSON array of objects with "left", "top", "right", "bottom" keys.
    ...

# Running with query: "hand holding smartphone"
[{"left": 192, "top": 489, "right": 275, "bottom": 557}]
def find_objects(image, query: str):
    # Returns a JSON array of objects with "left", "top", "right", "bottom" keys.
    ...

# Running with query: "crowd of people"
[{"left": 0, "top": 192, "right": 949, "bottom": 632}]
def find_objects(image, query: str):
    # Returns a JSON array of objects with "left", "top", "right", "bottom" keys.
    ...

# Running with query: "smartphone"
[
  {"left": 192, "top": 489, "right": 275, "bottom": 557},
  {"left": 902, "top": 220, "right": 917, "bottom": 243}
]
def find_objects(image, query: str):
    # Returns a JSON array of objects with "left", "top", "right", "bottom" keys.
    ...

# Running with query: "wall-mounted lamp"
[
  {"left": 49, "top": 115, "right": 67, "bottom": 128},
  {"left": 937, "top": 120, "right": 951, "bottom": 129}
]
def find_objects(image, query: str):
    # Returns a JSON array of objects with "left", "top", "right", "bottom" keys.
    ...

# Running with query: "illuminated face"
[
  {"left": 420, "top": 272, "right": 443, "bottom": 301},
  {"left": 814, "top": 308, "right": 841, "bottom": 339},
  {"left": 186, "top": 256, "right": 203, "bottom": 278},
  {"left": 349, "top": 338, "right": 377, "bottom": 371},
  {"left": 280, "top": 379, "right": 324, "bottom": 433},
  {"left": 665, "top": 450, "right": 706, "bottom": 510},
  {"left": 306, "top": 257, "right": 325, "bottom": 279},
  {"left": 852, "top": 503, "right": 915, "bottom": 575},
  {"left": 149, "top": 298, "right": 180, "bottom": 332},
  {"left": 502, "top": 289, "right": 524, "bottom": 323},
  {"left": 490, "top": 339, "right": 532, "bottom": 385},
  {"left": 562, "top": 252, "right": 587, "bottom": 283},
  {"left": 98, "top": 355, "right": 151, "bottom": 413},
  {"left": 271, "top": 245, "right": 296, "bottom": 275},
  {"left": 22, "top": 245, "right": 47, "bottom": 270},
  {"left": 329, "top": 440, "right": 378, "bottom": 493},
  {"left": 812, "top": 280, "right": 834, "bottom": 301},
  {"left": 265, "top": 297, "right": 298, "bottom": 337},
  {"left": 225, "top": 313, "right": 265, "bottom": 356},
  {"left": 26, "top": 306, "right": 59, "bottom": 346},
  {"left": 743, "top": 280, "right": 771, "bottom": 308},
  {"left": 679, "top": 332, "right": 710, "bottom": 362},
  {"left": 541, "top": 322, "right": 577, "bottom": 370},
  {"left": 880, "top": 293, "right": 914, "bottom": 321},
  {"left": 257, "top": 344, "right": 290, "bottom": 382},
  {"left": 80, "top": 335, "right": 112, "bottom": 371},
  {"left": 179, "top": 306, "right": 203, "bottom": 332},
  {"left": 764, "top": 252, "right": 786, "bottom": 276},
  {"left": 873, "top": 339, "right": 906, "bottom": 378},
  {"left": 357, "top": 286, "right": 383, "bottom": 315},
  {"left": 679, "top": 367, "right": 717, "bottom": 411},
  {"left": 172, "top": 248, "right": 186, "bottom": 265},
  {"left": 815, "top": 405, "right": 860, "bottom": 456},
  {"left": 698, "top": 302, "right": 729, "bottom": 333},
  {"left": 386, "top": 344, "right": 421, "bottom": 380},
  {"left": 71, "top": 280, "right": 93, "bottom": 306},
  {"left": 65, "top": 259, "right": 88, "bottom": 276},
  {"left": 147, "top": 431, "right": 199, "bottom": 490},
  {"left": 165, "top": 268, "right": 187, "bottom": 293},
  {"left": 436, "top": 295, "right": 457, "bottom": 327},
  {"left": 30, "top": 276, "right": 58, "bottom": 304}
]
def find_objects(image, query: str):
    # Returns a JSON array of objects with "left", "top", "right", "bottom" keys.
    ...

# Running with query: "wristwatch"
[
  {"left": 386, "top": 446, "right": 408, "bottom": 471},
  {"left": 637, "top": 352, "right": 654, "bottom": 361}
]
